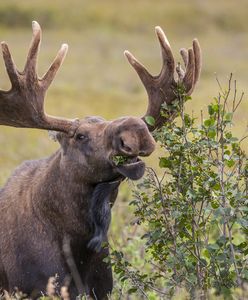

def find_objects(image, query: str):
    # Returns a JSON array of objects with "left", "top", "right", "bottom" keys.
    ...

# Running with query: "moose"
[{"left": 0, "top": 22, "right": 201, "bottom": 299}]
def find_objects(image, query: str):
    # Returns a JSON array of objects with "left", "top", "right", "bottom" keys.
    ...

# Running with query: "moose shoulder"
[{"left": 0, "top": 22, "right": 201, "bottom": 299}]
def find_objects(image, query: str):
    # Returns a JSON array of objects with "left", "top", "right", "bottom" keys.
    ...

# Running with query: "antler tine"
[
  {"left": 0, "top": 21, "right": 78, "bottom": 135},
  {"left": 180, "top": 48, "right": 188, "bottom": 68},
  {"left": 41, "top": 43, "right": 68, "bottom": 90},
  {"left": 155, "top": 26, "right": 175, "bottom": 80},
  {"left": 24, "top": 21, "right": 41, "bottom": 76},
  {"left": 176, "top": 48, "right": 188, "bottom": 82},
  {"left": 1, "top": 42, "right": 19, "bottom": 88},
  {"left": 193, "top": 39, "right": 201, "bottom": 85},
  {"left": 125, "top": 26, "right": 202, "bottom": 130},
  {"left": 183, "top": 48, "right": 195, "bottom": 93},
  {"left": 124, "top": 50, "right": 153, "bottom": 90},
  {"left": 176, "top": 62, "right": 185, "bottom": 82}
]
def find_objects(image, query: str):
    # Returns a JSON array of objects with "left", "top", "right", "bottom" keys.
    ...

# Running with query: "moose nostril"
[
  {"left": 120, "top": 137, "right": 125, "bottom": 148},
  {"left": 120, "top": 137, "right": 132, "bottom": 153},
  {"left": 139, "top": 151, "right": 147, "bottom": 156}
]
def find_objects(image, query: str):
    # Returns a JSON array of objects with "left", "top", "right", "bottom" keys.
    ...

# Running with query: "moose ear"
[
  {"left": 48, "top": 130, "right": 60, "bottom": 142},
  {"left": 50, "top": 131, "right": 70, "bottom": 155},
  {"left": 49, "top": 131, "right": 70, "bottom": 154},
  {"left": 48, "top": 131, "right": 66, "bottom": 146}
]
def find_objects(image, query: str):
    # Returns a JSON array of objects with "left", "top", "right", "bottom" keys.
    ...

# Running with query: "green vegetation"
[
  {"left": 110, "top": 78, "right": 248, "bottom": 299},
  {"left": 113, "top": 155, "right": 129, "bottom": 166},
  {"left": 0, "top": 1, "right": 247, "bottom": 299}
]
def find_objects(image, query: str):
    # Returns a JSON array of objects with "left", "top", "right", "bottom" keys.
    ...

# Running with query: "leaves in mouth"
[{"left": 112, "top": 155, "right": 129, "bottom": 166}]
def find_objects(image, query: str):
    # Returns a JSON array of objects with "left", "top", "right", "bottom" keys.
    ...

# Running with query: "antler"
[
  {"left": 124, "top": 26, "right": 201, "bottom": 130},
  {"left": 0, "top": 21, "right": 78, "bottom": 136}
]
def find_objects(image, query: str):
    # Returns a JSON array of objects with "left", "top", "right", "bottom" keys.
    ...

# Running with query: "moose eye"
[{"left": 76, "top": 134, "right": 87, "bottom": 141}]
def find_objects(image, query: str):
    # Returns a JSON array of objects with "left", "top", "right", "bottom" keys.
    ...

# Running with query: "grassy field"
[{"left": 0, "top": 1, "right": 247, "bottom": 298}]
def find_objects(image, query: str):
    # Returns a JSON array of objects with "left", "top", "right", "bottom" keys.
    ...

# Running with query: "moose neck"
[{"left": 35, "top": 149, "right": 95, "bottom": 237}]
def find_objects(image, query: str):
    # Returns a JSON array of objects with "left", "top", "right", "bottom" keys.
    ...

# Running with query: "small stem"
[
  {"left": 233, "top": 92, "right": 244, "bottom": 112},
  {"left": 227, "top": 224, "right": 241, "bottom": 285}
]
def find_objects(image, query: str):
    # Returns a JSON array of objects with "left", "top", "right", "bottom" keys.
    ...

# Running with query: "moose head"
[{"left": 0, "top": 22, "right": 201, "bottom": 298}]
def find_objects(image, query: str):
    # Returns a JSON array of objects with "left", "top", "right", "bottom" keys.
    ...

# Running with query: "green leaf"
[
  {"left": 211, "top": 200, "right": 219, "bottom": 209},
  {"left": 159, "top": 157, "right": 171, "bottom": 168},
  {"left": 208, "top": 129, "right": 216, "bottom": 138},
  {"left": 203, "top": 249, "right": 210, "bottom": 259},
  {"left": 217, "top": 235, "right": 227, "bottom": 246},
  {"left": 237, "top": 241, "right": 247, "bottom": 249},
  {"left": 184, "top": 114, "right": 192, "bottom": 127},
  {"left": 225, "top": 112, "right": 233, "bottom": 121},
  {"left": 207, "top": 243, "right": 220, "bottom": 251},
  {"left": 145, "top": 115, "right": 155, "bottom": 126},
  {"left": 213, "top": 183, "right": 221, "bottom": 191},
  {"left": 208, "top": 105, "right": 215, "bottom": 115},
  {"left": 225, "top": 132, "right": 232, "bottom": 139},
  {"left": 225, "top": 159, "right": 235, "bottom": 168},
  {"left": 204, "top": 118, "right": 215, "bottom": 127},
  {"left": 112, "top": 155, "right": 129, "bottom": 166},
  {"left": 128, "top": 288, "right": 138, "bottom": 294},
  {"left": 208, "top": 103, "right": 219, "bottom": 115}
]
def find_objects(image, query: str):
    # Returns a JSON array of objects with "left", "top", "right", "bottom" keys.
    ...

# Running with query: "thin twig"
[{"left": 233, "top": 91, "right": 244, "bottom": 112}]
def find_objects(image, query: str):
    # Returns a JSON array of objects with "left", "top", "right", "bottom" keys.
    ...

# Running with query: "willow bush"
[{"left": 111, "top": 76, "right": 248, "bottom": 299}]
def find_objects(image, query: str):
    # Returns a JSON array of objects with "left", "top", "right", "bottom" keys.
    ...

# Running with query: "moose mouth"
[{"left": 111, "top": 155, "right": 145, "bottom": 180}]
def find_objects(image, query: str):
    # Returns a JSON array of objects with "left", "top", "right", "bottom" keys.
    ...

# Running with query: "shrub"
[{"left": 111, "top": 75, "right": 248, "bottom": 299}]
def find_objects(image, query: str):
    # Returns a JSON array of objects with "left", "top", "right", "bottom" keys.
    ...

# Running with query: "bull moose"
[{"left": 0, "top": 22, "right": 201, "bottom": 299}]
